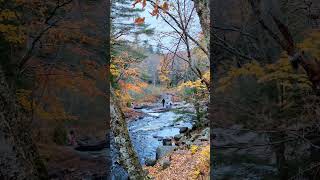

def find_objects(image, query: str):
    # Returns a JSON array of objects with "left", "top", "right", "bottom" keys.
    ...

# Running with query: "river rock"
[
  {"left": 191, "top": 133, "right": 201, "bottom": 142},
  {"left": 163, "top": 138, "right": 172, "bottom": 146},
  {"left": 156, "top": 146, "right": 176, "bottom": 160},
  {"left": 153, "top": 135, "right": 160, "bottom": 138},
  {"left": 145, "top": 158, "right": 157, "bottom": 166},
  {"left": 174, "top": 134, "right": 183, "bottom": 141},
  {"left": 202, "top": 127, "right": 210, "bottom": 136},
  {"left": 179, "top": 127, "right": 188, "bottom": 133},
  {"left": 198, "top": 128, "right": 210, "bottom": 141},
  {"left": 186, "top": 140, "right": 192, "bottom": 146},
  {"left": 160, "top": 158, "right": 171, "bottom": 170}
]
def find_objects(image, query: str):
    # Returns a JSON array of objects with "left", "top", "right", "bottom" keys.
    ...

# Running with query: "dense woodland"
[
  {"left": 0, "top": 0, "right": 108, "bottom": 178},
  {"left": 210, "top": 0, "right": 320, "bottom": 179},
  {"left": 1, "top": 0, "right": 320, "bottom": 179}
]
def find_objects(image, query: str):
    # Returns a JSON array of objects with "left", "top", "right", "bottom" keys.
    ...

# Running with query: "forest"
[
  {"left": 0, "top": 0, "right": 108, "bottom": 178},
  {"left": 111, "top": 0, "right": 209, "bottom": 179},
  {"left": 0, "top": 0, "right": 320, "bottom": 180}
]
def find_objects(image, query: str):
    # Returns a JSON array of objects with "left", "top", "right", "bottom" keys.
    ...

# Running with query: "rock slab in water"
[
  {"left": 162, "top": 138, "right": 172, "bottom": 146},
  {"left": 179, "top": 127, "right": 188, "bottom": 133},
  {"left": 75, "top": 140, "right": 107, "bottom": 151},
  {"left": 174, "top": 134, "right": 183, "bottom": 141},
  {"left": 145, "top": 158, "right": 157, "bottom": 166},
  {"left": 156, "top": 146, "right": 176, "bottom": 160}
]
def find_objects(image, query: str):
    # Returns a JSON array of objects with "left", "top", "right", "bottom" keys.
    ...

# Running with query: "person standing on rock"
[{"left": 162, "top": 98, "right": 165, "bottom": 108}]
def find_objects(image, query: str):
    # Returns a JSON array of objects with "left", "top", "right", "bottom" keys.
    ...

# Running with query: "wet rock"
[
  {"left": 174, "top": 134, "right": 183, "bottom": 141},
  {"left": 160, "top": 158, "right": 171, "bottom": 170},
  {"left": 198, "top": 136, "right": 209, "bottom": 142},
  {"left": 198, "top": 128, "right": 210, "bottom": 141},
  {"left": 145, "top": 158, "right": 156, "bottom": 166},
  {"left": 191, "top": 133, "right": 201, "bottom": 142},
  {"left": 193, "top": 140, "right": 204, "bottom": 146},
  {"left": 163, "top": 138, "right": 172, "bottom": 146},
  {"left": 153, "top": 135, "right": 159, "bottom": 138},
  {"left": 179, "top": 136, "right": 188, "bottom": 145},
  {"left": 186, "top": 140, "right": 192, "bottom": 146},
  {"left": 156, "top": 146, "right": 176, "bottom": 160},
  {"left": 192, "top": 125, "right": 197, "bottom": 131},
  {"left": 179, "top": 127, "right": 188, "bottom": 133},
  {"left": 134, "top": 105, "right": 146, "bottom": 109},
  {"left": 202, "top": 127, "right": 210, "bottom": 136}
]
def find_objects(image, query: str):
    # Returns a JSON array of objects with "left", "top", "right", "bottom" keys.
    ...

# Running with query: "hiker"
[
  {"left": 162, "top": 98, "right": 165, "bottom": 107},
  {"left": 68, "top": 130, "right": 77, "bottom": 146}
]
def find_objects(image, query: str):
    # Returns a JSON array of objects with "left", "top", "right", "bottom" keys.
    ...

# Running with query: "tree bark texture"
[
  {"left": 110, "top": 90, "right": 146, "bottom": 180},
  {"left": 0, "top": 65, "right": 48, "bottom": 179}
]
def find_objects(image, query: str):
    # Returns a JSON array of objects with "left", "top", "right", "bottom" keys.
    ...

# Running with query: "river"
[{"left": 128, "top": 106, "right": 194, "bottom": 164}]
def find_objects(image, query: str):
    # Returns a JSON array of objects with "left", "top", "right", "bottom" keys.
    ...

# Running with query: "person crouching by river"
[{"left": 67, "top": 130, "right": 77, "bottom": 146}]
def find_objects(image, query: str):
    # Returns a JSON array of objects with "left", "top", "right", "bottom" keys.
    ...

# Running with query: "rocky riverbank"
[
  {"left": 110, "top": 97, "right": 210, "bottom": 179},
  {"left": 145, "top": 127, "right": 210, "bottom": 179}
]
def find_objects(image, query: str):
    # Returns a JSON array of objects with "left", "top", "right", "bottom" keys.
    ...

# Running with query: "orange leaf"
[{"left": 134, "top": 17, "right": 145, "bottom": 24}]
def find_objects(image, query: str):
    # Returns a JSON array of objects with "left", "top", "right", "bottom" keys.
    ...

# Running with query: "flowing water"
[{"left": 128, "top": 107, "right": 193, "bottom": 164}]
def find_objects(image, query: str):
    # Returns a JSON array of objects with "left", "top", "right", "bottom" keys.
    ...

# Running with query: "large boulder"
[
  {"left": 156, "top": 146, "right": 176, "bottom": 160},
  {"left": 174, "top": 134, "right": 183, "bottom": 141},
  {"left": 179, "top": 127, "right": 188, "bottom": 133},
  {"left": 145, "top": 158, "right": 156, "bottom": 166},
  {"left": 198, "top": 127, "right": 210, "bottom": 141},
  {"left": 162, "top": 138, "right": 172, "bottom": 146},
  {"left": 202, "top": 127, "right": 210, "bottom": 137},
  {"left": 190, "top": 133, "right": 201, "bottom": 142}
]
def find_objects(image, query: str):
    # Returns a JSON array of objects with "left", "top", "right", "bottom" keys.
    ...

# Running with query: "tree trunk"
[
  {"left": 193, "top": 0, "right": 210, "bottom": 40},
  {"left": 0, "top": 65, "right": 48, "bottom": 179},
  {"left": 110, "top": 89, "right": 146, "bottom": 180}
]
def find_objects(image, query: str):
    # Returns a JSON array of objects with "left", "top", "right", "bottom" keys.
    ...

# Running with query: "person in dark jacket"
[{"left": 162, "top": 98, "right": 165, "bottom": 107}]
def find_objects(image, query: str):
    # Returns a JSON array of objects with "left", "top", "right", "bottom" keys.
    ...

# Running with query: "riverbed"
[{"left": 128, "top": 106, "right": 194, "bottom": 164}]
